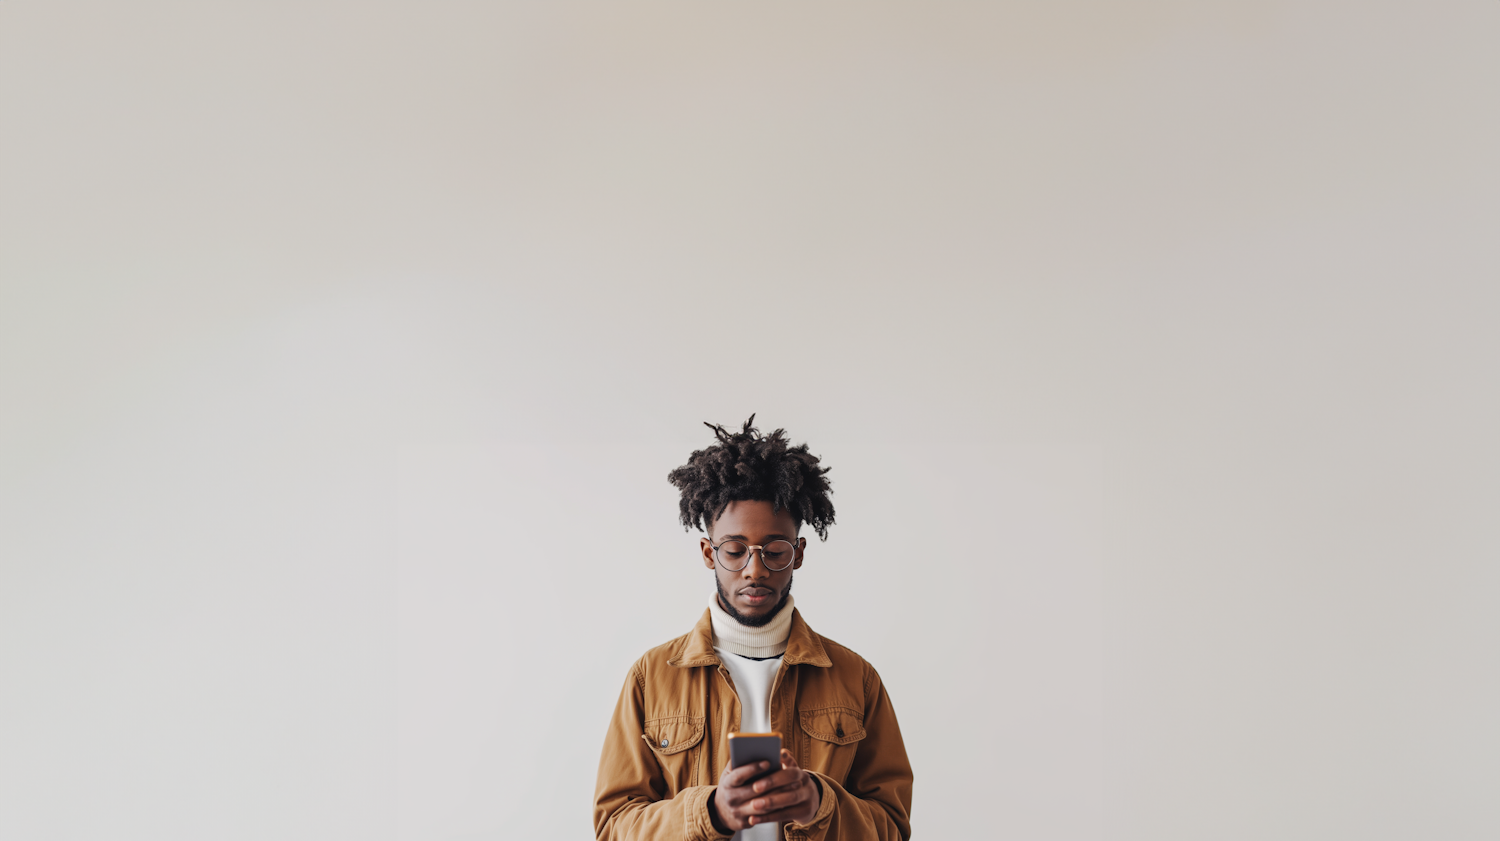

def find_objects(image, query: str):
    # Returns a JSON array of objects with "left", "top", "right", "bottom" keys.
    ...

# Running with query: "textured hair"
[{"left": 667, "top": 415, "right": 836, "bottom": 541}]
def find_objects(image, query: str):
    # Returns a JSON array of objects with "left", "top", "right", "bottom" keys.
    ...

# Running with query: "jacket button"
[
  {"left": 660, "top": 738, "right": 669, "bottom": 747},
  {"left": 835, "top": 727, "right": 844, "bottom": 738}
]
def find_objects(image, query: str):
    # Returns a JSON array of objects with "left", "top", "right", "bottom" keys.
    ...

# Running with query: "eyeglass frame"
[{"left": 707, "top": 536, "right": 803, "bottom": 572}]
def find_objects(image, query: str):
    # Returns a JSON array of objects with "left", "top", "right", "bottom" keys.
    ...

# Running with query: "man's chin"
[
  {"left": 716, "top": 576, "right": 792, "bottom": 628},
  {"left": 735, "top": 604, "right": 773, "bottom": 620},
  {"left": 724, "top": 594, "right": 789, "bottom": 627}
]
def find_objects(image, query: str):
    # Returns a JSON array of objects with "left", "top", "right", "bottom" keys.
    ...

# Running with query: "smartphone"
[{"left": 728, "top": 731, "right": 782, "bottom": 780}]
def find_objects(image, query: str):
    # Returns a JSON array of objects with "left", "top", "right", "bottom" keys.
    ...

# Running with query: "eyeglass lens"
[{"left": 715, "top": 540, "right": 795, "bottom": 571}]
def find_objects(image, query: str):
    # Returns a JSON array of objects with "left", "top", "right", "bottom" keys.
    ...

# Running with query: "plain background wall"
[{"left": 1, "top": 2, "right": 1495, "bottom": 839}]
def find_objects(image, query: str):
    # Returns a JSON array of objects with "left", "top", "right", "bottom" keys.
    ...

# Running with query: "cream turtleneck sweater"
[{"left": 709, "top": 594, "right": 795, "bottom": 658}]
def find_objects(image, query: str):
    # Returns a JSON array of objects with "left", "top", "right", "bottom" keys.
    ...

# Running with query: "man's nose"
[{"left": 741, "top": 548, "right": 771, "bottom": 579}]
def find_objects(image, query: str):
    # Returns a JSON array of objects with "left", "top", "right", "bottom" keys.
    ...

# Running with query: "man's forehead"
[{"left": 711, "top": 500, "right": 800, "bottom": 533}]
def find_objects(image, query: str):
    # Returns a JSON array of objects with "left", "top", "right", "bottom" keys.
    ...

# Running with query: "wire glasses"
[{"left": 709, "top": 538, "right": 798, "bottom": 572}]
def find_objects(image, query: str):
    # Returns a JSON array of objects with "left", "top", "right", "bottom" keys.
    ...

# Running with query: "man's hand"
[{"left": 712, "top": 749, "right": 822, "bottom": 832}]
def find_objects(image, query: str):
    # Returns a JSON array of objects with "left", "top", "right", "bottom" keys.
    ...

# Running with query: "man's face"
[{"left": 701, "top": 499, "right": 804, "bottom": 627}]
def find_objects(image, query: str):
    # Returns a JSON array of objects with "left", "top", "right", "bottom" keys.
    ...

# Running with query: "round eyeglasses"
[{"left": 709, "top": 538, "right": 798, "bottom": 572}]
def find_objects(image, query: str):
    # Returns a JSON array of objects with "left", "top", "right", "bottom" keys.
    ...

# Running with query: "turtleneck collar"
[{"left": 709, "top": 593, "right": 795, "bottom": 659}]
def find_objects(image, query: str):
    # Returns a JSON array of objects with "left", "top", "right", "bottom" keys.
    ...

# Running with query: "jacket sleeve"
[
  {"left": 593, "top": 663, "right": 731, "bottom": 841},
  {"left": 787, "top": 663, "right": 913, "bottom": 841}
]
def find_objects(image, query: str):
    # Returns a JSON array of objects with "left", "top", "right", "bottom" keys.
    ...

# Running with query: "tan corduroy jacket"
[{"left": 593, "top": 608, "right": 913, "bottom": 841}]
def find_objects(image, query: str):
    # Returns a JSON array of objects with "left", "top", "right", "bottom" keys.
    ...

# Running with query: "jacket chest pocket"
[
  {"left": 798, "top": 706, "right": 866, "bottom": 785},
  {"left": 642, "top": 715, "right": 705, "bottom": 789}
]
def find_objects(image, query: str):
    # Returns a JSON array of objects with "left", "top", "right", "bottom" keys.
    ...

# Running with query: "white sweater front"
[{"left": 709, "top": 595, "right": 793, "bottom": 841}]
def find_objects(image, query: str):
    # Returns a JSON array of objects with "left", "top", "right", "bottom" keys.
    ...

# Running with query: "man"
[{"left": 593, "top": 417, "right": 914, "bottom": 841}]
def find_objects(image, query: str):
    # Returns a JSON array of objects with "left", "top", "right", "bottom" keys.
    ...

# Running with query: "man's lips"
[{"left": 738, "top": 587, "right": 775, "bottom": 604}]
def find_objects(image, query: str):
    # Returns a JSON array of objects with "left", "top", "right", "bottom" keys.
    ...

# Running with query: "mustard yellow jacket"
[{"left": 593, "top": 607, "right": 913, "bottom": 841}]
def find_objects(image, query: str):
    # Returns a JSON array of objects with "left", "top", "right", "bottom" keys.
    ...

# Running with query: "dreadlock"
[{"left": 667, "top": 414, "right": 835, "bottom": 541}]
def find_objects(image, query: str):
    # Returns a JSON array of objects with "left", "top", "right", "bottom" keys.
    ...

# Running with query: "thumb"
[{"left": 780, "top": 748, "right": 800, "bottom": 769}]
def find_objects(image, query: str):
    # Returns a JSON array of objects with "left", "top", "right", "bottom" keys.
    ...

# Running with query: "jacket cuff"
[{"left": 689, "top": 785, "right": 733, "bottom": 841}]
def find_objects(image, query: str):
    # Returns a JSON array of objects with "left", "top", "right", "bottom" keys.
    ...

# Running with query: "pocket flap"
[
  {"left": 799, "top": 707, "right": 866, "bottom": 746},
  {"left": 643, "top": 715, "right": 705, "bottom": 756}
]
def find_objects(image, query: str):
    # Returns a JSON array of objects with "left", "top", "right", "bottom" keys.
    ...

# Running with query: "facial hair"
[{"left": 716, "top": 573, "right": 793, "bottom": 628}]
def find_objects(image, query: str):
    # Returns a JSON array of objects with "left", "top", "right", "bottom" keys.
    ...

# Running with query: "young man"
[{"left": 593, "top": 417, "right": 914, "bottom": 841}]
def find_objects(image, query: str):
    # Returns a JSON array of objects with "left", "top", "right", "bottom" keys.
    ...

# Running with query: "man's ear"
[
  {"left": 793, "top": 536, "right": 806, "bottom": 570},
  {"left": 701, "top": 537, "right": 716, "bottom": 570}
]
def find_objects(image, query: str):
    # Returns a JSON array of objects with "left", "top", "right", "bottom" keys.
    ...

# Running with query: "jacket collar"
[{"left": 670, "top": 605, "right": 832, "bottom": 669}]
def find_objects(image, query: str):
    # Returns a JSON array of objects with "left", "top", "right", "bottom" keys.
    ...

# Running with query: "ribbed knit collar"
[{"left": 709, "top": 593, "right": 795, "bottom": 658}]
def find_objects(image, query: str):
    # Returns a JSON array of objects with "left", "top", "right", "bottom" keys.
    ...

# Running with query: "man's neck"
[{"left": 709, "top": 594, "right": 795, "bottom": 659}]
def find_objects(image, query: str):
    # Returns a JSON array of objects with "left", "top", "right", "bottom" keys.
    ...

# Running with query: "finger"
[
  {"left": 746, "top": 791, "right": 816, "bottom": 825},
  {"left": 721, "top": 773, "right": 784, "bottom": 809},
  {"left": 746, "top": 791, "right": 798, "bottom": 815},
  {"left": 749, "top": 780, "right": 817, "bottom": 823},
  {"left": 779, "top": 748, "right": 801, "bottom": 770},
  {"left": 747, "top": 779, "right": 815, "bottom": 814},
  {"left": 723, "top": 760, "right": 774, "bottom": 788},
  {"left": 748, "top": 768, "right": 803, "bottom": 795}
]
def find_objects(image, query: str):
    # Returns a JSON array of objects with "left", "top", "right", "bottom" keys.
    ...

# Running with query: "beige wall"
[{"left": 1, "top": 2, "right": 1495, "bottom": 839}]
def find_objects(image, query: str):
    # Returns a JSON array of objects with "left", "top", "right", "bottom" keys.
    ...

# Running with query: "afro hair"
[{"left": 667, "top": 414, "right": 835, "bottom": 540}]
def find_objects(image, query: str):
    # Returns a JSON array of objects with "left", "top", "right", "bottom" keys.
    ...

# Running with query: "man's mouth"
[{"left": 738, "top": 587, "right": 774, "bottom": 605}]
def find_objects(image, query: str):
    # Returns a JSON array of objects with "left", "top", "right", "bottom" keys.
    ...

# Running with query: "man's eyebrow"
[{"left": 720, "top": 533, "right": 794, "bottom": 541}]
